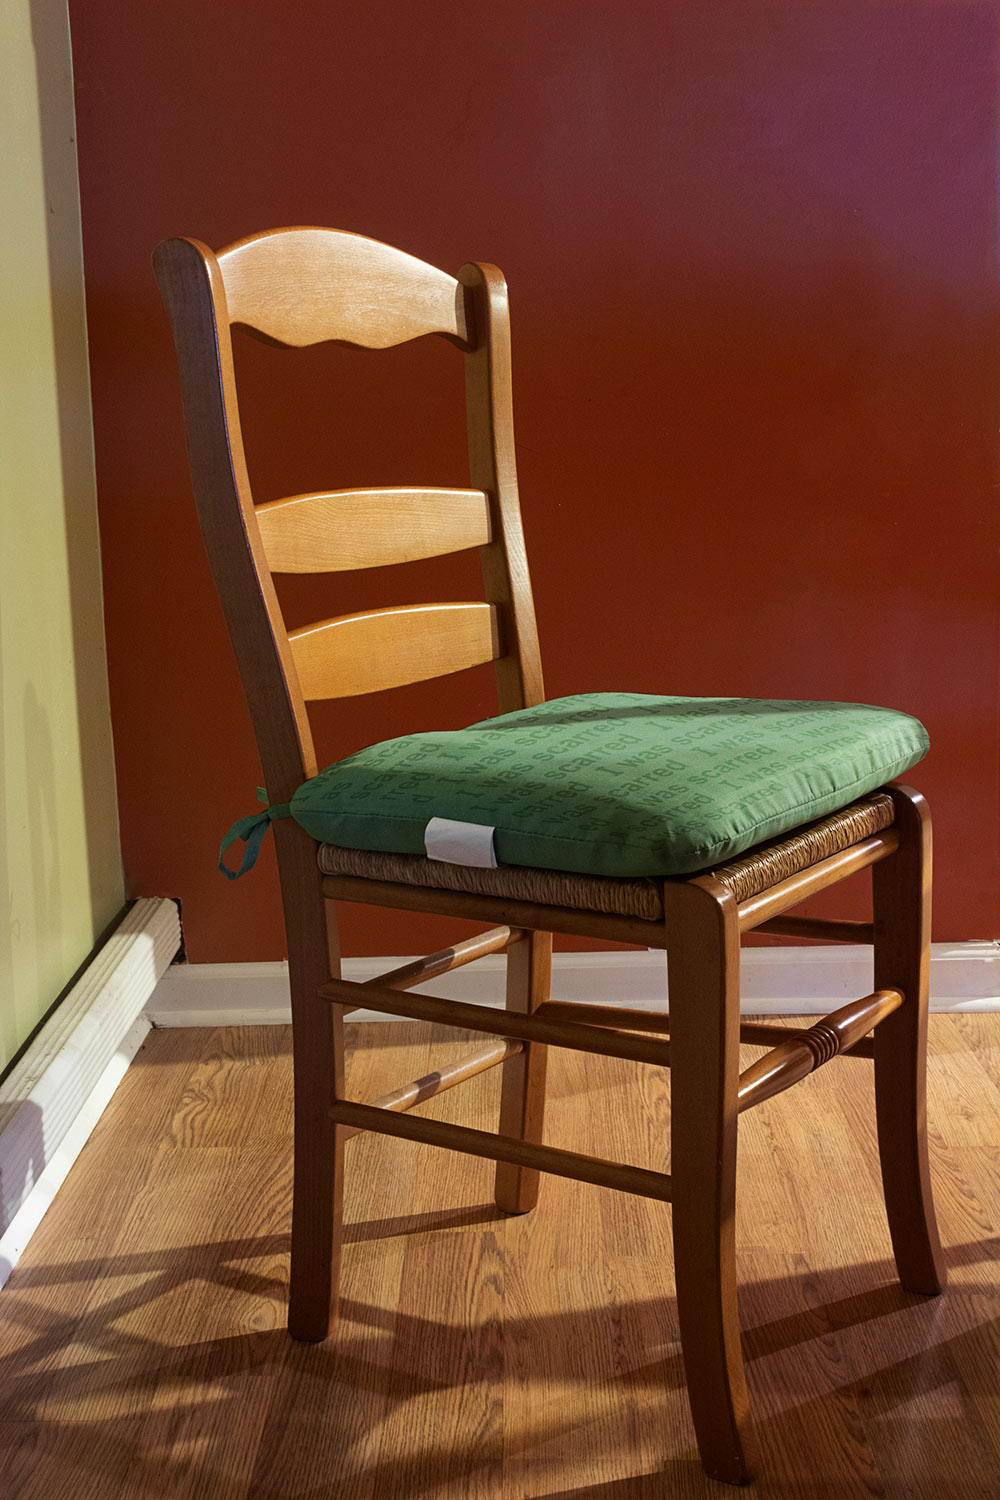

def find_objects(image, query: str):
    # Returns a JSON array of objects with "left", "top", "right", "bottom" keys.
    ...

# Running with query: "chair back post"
[
  {"left": 152, "top": 236, "right": 318, "bottom": 803},
  {"left": 460, "top": 262, "right": 545, "bottom": 712}
]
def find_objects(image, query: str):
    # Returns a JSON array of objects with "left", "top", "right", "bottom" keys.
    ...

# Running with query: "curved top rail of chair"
[{"left": 216, "top": 227, "right": 471, "bottom": 349}]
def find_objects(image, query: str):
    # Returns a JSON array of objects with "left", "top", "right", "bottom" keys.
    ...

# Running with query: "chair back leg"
[
  {"left": 665, "top": 878, "right": 759, "bottom": 1485},
  {"left": 282, "top": 826, "right": 346, "bottom": 1342},
  {"left": 495, "top": 930, "right": 552, "bottom": 1212},
  {"left": 872, "top": 785, "right": 946, "bottom": 1296}
]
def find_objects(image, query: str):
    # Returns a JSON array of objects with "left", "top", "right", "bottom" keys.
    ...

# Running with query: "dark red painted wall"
[{"left": 69, "top": 2, "right": 999, "bottom": 959}]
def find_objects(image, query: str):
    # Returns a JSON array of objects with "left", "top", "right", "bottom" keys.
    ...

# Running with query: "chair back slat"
[
  {"left": 218, "top": 228, "right": 470, "bottom": 349},
  {"left": 257, "top": 488, "right": 492, "bottom": 574},
  {"left": 288, "top": 603, "right": 500, "bottom": 700}
]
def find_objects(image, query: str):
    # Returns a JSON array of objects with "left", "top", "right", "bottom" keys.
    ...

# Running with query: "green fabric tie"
[{"left": 219, "top": 789, "right": 292, "bottom": 879}]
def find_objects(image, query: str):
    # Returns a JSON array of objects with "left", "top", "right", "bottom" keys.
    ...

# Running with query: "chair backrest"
[{"left": 153, "top": 227, "right": 544, "bottom": 805}]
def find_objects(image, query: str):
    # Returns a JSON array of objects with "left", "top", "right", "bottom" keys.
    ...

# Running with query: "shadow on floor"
[{"left": 0, "top": 1221, "right": 997, "bottom": 1499}]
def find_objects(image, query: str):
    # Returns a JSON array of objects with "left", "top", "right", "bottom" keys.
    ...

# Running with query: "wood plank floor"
[{"left": 0, "top": 1014, "right": 997, "bottom": 1499}]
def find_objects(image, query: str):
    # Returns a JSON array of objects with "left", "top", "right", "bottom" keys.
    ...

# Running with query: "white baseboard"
[
  {"left": 0, "top": 897, "right": 182, "bottom": 1288},
  {"left": 146, "top": 940, "right": 1000, "bottom": 1027}
]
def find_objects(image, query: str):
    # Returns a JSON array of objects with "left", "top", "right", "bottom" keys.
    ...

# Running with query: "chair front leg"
[
  {"left": 284, "top": 831, "right": 346, "bottom": 1342},
  {"left": 872, "top": 785, "right": 946, "bottom": 1295},
  {"left": 665, "top": 878, "right": 758, "bottom": 1486},
  {"left": 495, "top": 929, "right": 552, "bottom": 1212}
]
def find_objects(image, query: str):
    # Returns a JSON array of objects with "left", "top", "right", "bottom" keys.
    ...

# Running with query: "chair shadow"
[
  {"left": 343, "top": 1204, "right": 504, "bottom": 1243},
  {"left": 1, "top": 1217, "right": 996, "bottom": 1500}
]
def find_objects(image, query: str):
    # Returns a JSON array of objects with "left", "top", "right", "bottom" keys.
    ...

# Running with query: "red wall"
[{"left": 69, "top": 2, "right": 1000, "bottom": 960}]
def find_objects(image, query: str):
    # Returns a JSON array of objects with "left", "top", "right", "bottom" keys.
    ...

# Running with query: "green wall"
[{"left": 0, "top": 0, "right": 124, "bottom": 1070}]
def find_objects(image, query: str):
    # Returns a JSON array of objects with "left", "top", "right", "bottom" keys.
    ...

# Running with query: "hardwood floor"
[{"left": 0, "top": 1014, "right": 997, "bottom": 1498}]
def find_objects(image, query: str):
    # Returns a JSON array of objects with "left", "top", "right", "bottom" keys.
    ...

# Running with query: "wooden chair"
[{"left": 153, "top": 228, "right": 945, "bottom": 1485}]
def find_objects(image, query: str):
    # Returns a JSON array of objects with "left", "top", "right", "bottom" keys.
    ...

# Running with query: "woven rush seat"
[
  {"left": 317, "top": 792, "right": 896, "bottom": 919},
  {"left": 317, "top": 841, "right": 664, "bottom": 919},
  {"left": 710, "top": 791, "right": 895, "bottom": 903}
]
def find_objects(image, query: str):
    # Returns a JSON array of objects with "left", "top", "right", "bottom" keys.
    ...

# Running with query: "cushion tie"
[{"left": 219, "top": 788, "right": 292, "bottom": 879}]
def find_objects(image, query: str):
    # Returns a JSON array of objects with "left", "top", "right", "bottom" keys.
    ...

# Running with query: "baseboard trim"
[
  {"left": 146, "top": 940, "right": 1000, "bottom": 1027},
  {"left": 0, "top": 897, "right": 182, "bottom": 1287}
]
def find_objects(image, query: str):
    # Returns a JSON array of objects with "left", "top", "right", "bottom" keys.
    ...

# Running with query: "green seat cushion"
[{"left": 288, "top": 693, "right": 927, "bottom": 879}]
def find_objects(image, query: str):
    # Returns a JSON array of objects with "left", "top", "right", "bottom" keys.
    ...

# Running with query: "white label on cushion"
[{"left": 424, "top": 817, "right": 498, "bottom": 868}]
